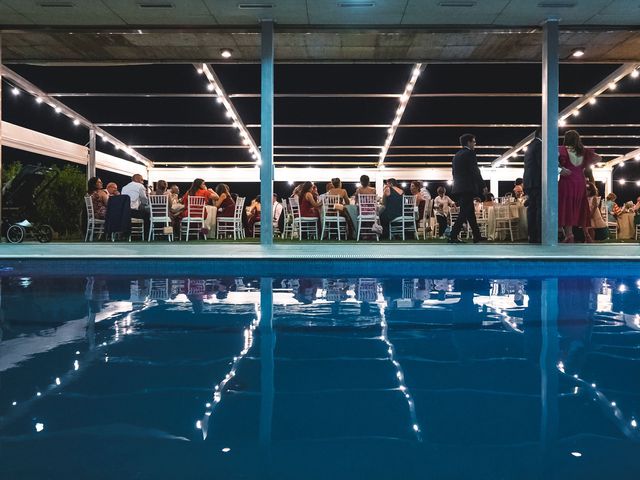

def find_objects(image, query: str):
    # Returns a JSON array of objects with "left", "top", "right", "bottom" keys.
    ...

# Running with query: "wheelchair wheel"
[
  {"left": 35, "top": 225, "right": 54, "bottom": 243},
  {"left": 6, "top": 225, "right": 25, "bottom": 244}
]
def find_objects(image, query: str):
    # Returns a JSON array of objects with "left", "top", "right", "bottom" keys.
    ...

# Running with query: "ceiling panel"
[
  {"left": 307, "top": 0, "right": 407, "bottom": 25},
  {"left": 101, "top": 0, "right": 215, "bottom": 25},
  {"left": 202, "top": 0, "right": 308, "bottom": 25},
  {"left": 403, "top": 0, "right": 509, "bottom": 25},
  {"left": 2, "top": 0, "right": 124, "bottom": 25},
  {"left": 494, "top": 0, "right": 606, "bottom": 25}
]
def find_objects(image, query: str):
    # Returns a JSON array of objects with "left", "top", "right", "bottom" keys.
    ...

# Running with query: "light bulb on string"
[
  {"left": 207, "top": 84, "right": 215, "bottom": 92},
  {"left": 11, "top": 87, "right": 19, "bottom": 96},
  {"left": 608, "top": 82, "right": 617, "bottom": 90},
  {"left": 589, "top": 97, "right": 597, "bottom": 105},
  {"left": 632, "top": 69, "right": 639, "bottom": 79},
  {"left": 35, "top": 97, "right": 43, "bottom": 104}
]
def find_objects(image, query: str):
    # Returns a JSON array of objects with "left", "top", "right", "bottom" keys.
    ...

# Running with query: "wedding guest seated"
[
  {"left": 379, "top": 178, "right": 404, "bottom": 238},
  {"left": 105, "top": 182, "right": 119, "bottom": 196},
  {"left": 298, "top": 181, "right": 321, "bottom": 224},
  {"left": 167, "top": 184, "right": 184, "bottom": 215},
  {"left": 272, "top": 193, "right": 284, "bottom": 232},
  {"left": 214, "top": 183, "right": 235, "bottom": 219},
  {"left": 326, "top": 178, "right": 350, "bottom": 204},
  {"left": 410, "top": 180, "right": 428, "bottom": 219},
  {"left": 605, "top": 192, "right": 621, "bottom": 222},
  {"left": 181, "top": 178, "right": 218, "bottom": 218},
  {"left": 473, "top": 197, "right": 483, "bottom": 214},
  {"left": 355, "top": 174, "right": 376, "bottom": 202},
  {"left": 121, "top": 174, "right": 149, "bottom": 230},
  {"left": 483, "top": 191, "right": 496, "bottom": 207},
  {"left": 153, "top": 179, "right": 168, "bottom": 196},
  {"left": 434, "top": 186, "right": 455, "bottom": 238},
  {"left": 513, "top": 178, "right": 524, "bottom": 197},
  {"left": 247, "top": 195, "right": 261, "bottom": 237},
  {"left": 87, "top": 176, "right": 109, "bottom": 219}
]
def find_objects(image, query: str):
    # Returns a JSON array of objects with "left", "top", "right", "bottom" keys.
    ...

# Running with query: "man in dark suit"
[
  {"left": 449, "top": 133, "right": 486, "bottom": 244},
  {"left": 523, "top": 130, "right": 542, "bottom": 243}
]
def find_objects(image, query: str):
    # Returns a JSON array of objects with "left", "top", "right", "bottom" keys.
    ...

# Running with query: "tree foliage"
[{"left": 34, "top": 165, "right": 86, "bottom": 238}]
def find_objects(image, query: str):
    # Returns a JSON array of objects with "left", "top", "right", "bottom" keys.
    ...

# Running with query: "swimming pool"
[{"left": 1, "top": 275, "right": 639, "bottom": 479}]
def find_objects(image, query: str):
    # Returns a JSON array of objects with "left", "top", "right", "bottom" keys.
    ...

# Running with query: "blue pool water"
[{"left": 1, "top": 275, "right": 639, "bottom": 479}]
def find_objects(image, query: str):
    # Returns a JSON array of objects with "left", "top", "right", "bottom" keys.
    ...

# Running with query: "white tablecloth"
[
  {"left": 204, "top": 205, "right": 217, "bottom": 239},
  {"left": 617, "top": 211, "right": 635, "bottom": 239},
  {"left": 486, "top": 204, "right": 528, "bottom": 241}
]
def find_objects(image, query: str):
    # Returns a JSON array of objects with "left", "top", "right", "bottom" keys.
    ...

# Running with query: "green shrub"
[{"left": 35, "top": 165, "right": 86, "bottom": 238}]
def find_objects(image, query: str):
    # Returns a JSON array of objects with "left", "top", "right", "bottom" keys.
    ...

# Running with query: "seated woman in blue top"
[{"left": 379, "top": 178, "right": 404, "bottom": 239}]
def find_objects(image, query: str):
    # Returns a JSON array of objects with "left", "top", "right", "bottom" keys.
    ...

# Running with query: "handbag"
[
  {"left": 371, "top": 220, "right": 383, "bottom": 235},
  {"left": 334, "top": 203, "right": 345, "bottom": 212},
  {"left": 162, "top": 226, "right": 174, "bottom": 235}
]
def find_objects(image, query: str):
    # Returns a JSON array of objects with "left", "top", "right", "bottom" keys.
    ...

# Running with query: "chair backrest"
[
  {"left": 149, "top": 195, "right": 169, "bottom": 218},
  {"left": 187, "top": 195, "right": 207, "bottom": 219},
  {"left": 495, "top": 204, "right": 510, "bottom": 220},
  {"left": 358, "top": 194, "right": 377, "bottom": 217},
  {"left": 423, "top": 198, "right": 434, "bottom": 222},
  {"left": 322, "top": 194, "right": 342, "bottom": 217},
  {"left": 289, "top": 196, "right": 301, "bottom": 219},
  {"left": 402, "top": 195, "right": 416, "bottom": 217},
  {"left": 84, "top": 195, "right": 95, "bottom": 220},
  {"left": 234, "top": 196, "right": 246, "bottom": 220}
]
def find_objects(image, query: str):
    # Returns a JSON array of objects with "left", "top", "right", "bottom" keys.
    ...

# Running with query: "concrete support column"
[
  {"left": 540, "top": 278, "right": 559, "bottom": 476},
  {"left": 260, "top": 20, "right": 274, "bottom": 245},
  {"left": 541, "top": 19, "right": 560, "bottom": 246},
  {"left": 0, "top": 34, "right": 3, "bottom": 234},
  {"left": 88, "top": 128, "right": 97, "bottom": 181},
  {"left": 259, "top": 277, "right": 274, "bottom": 472}
]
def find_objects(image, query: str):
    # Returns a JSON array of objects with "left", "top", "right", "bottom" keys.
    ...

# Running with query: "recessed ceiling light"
[
  {"left": 537, "top": 2, "right": 576, "bottom": 7},
  {"left": 338, "top": 1, "right": 375, "bottom": 7},
  {"left": 438, "top": 1, "right": 476, "bottom": 7},
  {"left": 237, "top": 3, "right": 274, "bottom": 9},
  {"left": 571, "top": 48, "right": 585, "bottom": 58},
  {"left": 37, "top": 2, "right": 75, "bottom": 7},
  {"left": 137, "top": 2, "right": 174, "bottom": 9},
  {"left": 220, "top": 48, "right": 233, "bottom": 59}
]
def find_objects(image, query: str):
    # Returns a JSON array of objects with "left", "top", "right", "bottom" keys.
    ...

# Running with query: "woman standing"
[
  {"left": 558, "top": 130, "right": 599, "bottom": 243},
  {"left": 586, "top": 183, "right": 606, "bottom": 242}
]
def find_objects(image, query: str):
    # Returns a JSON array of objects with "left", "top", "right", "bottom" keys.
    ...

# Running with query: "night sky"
[{"left": 2, "top": 62, "right": 640, "bottom": 202}]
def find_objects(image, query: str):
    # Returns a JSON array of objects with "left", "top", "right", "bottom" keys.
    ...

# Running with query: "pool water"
[{"left": 1, "top": 275, "right": 639, "bottom": 479}]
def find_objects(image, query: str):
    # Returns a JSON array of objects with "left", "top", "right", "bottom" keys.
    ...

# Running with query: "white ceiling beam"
[
  {"left": 491, "top": 63, "right": 640, "bottom": 168},
  {"left": 197, "top": 63, "right": 261, "bottom": 164},
  {"left": 378, "top": 63, "right": 424, "bottom": 168},
  {"left": 0, "top": 65, "right": 153, "bottom": 169}
]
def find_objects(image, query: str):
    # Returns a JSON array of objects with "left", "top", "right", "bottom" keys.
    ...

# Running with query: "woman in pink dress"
[{"left": 558, "top": 130, "right": 600, "bottom": 243}]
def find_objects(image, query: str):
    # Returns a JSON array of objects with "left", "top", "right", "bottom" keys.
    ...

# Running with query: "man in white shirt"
[
  {"left": 272, "top": 194, "right": 284, "bottom": 234},
  {"left": 121, "top": 174, "right": 149, "bottom": 231},
  {"left": 121, "top": 174, "right": 148, "bottom": 211}
]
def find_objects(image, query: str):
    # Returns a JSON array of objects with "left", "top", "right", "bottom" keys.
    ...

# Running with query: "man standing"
[
  {"left": 523, "top": 130, "right": 542, "bottom": 243},
  {"left": 449, "top": 133, "right": 486, "bottom": 244}
]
